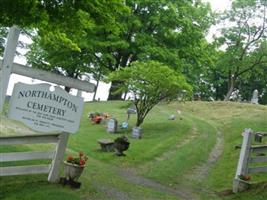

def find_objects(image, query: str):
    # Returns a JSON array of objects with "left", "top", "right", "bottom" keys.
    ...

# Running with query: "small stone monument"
[
  {"left": 107, "top": 118, "right": 118, "bottom": 133},
  {"left": 126, "top": 107, "right": 137, "bottom": 121},
  {"left": 132, "top": 126, "right": 142, "bottom": 139},
  {"left": 168, "top": 114, "right": 176, "bottom": 120},
  {"left": 251, "top": 89, "right": 259, "bottom": 104}
]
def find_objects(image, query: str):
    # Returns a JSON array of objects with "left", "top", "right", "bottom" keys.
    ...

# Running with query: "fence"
[
  {"left": 233, "top": 129, "right": 267, "bottom": 193},
  {"left": 0, "top": 26, "right": 95, "bottom": 182}
]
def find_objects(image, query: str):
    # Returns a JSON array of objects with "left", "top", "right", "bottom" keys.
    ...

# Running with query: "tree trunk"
[
  {"left": 136, "top": 117, "right": 143, "bottom": 127},
  {"left": 224, "top": 74, "right": 235, "bottom": 101},
  {"left": 123, "top": 91, "right": 128, "bottom": 100},
  {"left": 93, "top": 73, "right": 101, "bottom": 101},
  {"left": 93, "top": 80, "right": 99, "bottom": 101},
  {"left": 108, "top": 80, "right": 123, "bottom": 100}
]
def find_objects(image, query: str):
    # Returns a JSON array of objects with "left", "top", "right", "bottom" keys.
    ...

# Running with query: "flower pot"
[
  {"left": 114, "top": 136, "right": 130, "bottom": 156},
  {"left": 64, "top": 161, "right": 85, "bottom": 181}
]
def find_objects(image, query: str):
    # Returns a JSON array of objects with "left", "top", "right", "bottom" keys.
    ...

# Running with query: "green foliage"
[
  {"left": 98, "top": 0, "right": 213, "bottom": 99},
  {"left": 108, "top": 61, "right": 192, "bottom": 126},
  {"left": 0, "top": 27, "right": 8, "bottom": 55},
  {"left": 213, "top": 0, "right": 267, "bottom": 101},
  {"left": 22, "top": 0, "right": 128, "bottom": 93}
]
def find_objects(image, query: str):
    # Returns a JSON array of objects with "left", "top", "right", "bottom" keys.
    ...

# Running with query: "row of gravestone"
[{"left": 106, "top": 118, "right": 141, "bottom": 139}]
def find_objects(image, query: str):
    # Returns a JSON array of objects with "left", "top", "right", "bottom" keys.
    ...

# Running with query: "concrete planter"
[{"left": 64, "top": 161, "right": 85, "bottom": 181}]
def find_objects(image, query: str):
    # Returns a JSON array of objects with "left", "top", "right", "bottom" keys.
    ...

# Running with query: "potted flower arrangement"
[
  {"left": 64, "top": 152, "right": 88, "bottom": 181},
  {"left": 114, "top": 136, "right": 130, "bottom": 156}
]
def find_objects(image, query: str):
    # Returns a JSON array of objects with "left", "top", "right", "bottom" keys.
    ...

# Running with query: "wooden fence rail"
[
  {"left": 0, "top": 132, "right": 67, "bottom": 182},
  {"left": 0, "top": 26, "right": 94, "bottom": 183},
  {"left": 233, "top": 129, "right": 267, "bottom": 193}
]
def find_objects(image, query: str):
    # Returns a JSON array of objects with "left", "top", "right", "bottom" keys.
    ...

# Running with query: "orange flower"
[
  {"left": 66, "top": 152, "right": 88, "bottom": 166},
  {"left": 67, "top": 155, "right": 74, "bottom": 161}
]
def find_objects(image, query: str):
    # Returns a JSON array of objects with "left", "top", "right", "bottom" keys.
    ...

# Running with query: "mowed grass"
[
  {"left": 0, "top": 101, "right": 267, "bottom": 200},
  {"left": 178, "top": 101, "right": 267, "bottom": 199}
]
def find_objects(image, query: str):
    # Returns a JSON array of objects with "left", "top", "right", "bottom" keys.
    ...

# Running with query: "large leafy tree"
[
  {"left": 0, "top": 0, "right": 127, "bottom": 92},
  {"left": 23, "top": 0, "right": 212, "bottom": 97},
  {"left": 214, "top": 0, "right": 267, "bottom": 101},
  {"left": 108, "top": 61, "right": 192, "bottom": 127},
  {"left": 97, "top": 0, "right": 213, "bottom": 100}
]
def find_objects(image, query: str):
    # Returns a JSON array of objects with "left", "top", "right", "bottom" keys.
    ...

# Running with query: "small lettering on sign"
[{"left": 8, "top": 83, "right": 84, "bottom": 133}]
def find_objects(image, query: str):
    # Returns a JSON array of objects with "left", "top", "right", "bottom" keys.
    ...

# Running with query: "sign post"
[
  {"left": 0, "top": 26, "right": 95, "bottom": 183},
  {"left": 0, "top": 26, "right": 20, "bottom": 112}
]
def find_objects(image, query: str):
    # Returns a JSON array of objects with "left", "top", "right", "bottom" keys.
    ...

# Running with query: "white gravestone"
[
  {"left": 251, "top": 89, "right": 259, "bottom": 104},
  {"left": 8, "top": 82, "right": 84, "bottom": 133},
  {"left": 132, "top": 126, "right": 142, "bottom": 139},
  {"left": 107, "top": 118, "right": 118, "bottom": 133}
]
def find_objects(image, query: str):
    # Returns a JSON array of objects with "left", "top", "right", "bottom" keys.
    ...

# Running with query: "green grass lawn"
[{"left": 1, "top": 101, "right": 267, "bottom": 200}]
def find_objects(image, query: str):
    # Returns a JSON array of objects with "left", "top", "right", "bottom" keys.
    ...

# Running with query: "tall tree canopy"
[
  {"left": 21, "top": 0, "right": 212, "bottom": 98},
  {"left": 0, "top": 0, "right": 127, "bottom": 92},
  {"left": 104, "top": 0, "right": 213, "bottom": 99},
  {"left": 214, "top": 0, "right": 267, "bottom": 101}
]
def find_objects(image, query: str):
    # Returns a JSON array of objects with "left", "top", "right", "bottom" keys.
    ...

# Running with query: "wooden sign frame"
[{"left": 0, "top": 26, "right": 95, "bottom": 182}]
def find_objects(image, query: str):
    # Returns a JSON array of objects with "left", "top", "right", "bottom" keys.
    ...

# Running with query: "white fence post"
[
  {"left": 0, "top": 26, "right": 20, "bottom": 112},
  {"left": 48, "top": 132, "right": 70, "bottom": 182},
  {"left": 233, "top": 129, "right": 253, "bottom": 193}
]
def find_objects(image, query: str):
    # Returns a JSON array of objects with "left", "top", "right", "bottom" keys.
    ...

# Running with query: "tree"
[
  {"left": 96, "top": 0, "right": 212, "bottom": 100},
  {"left": 0, "top": 0, "right": 127, "bottom": 92},
  {"left": 0, "top": 27, "right": 8, "bottom": 55},
  {"left": 108, "top": 61, "right": 192, "bottom": 127},
  {"left": 18, "top": 0, "right": 128, "bottom": 92},
  {"left": 214, "top": 0, "right": 267, "bottom": 101}
]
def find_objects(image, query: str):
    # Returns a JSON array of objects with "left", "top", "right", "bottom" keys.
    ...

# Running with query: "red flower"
[
  {"left": 79, "top": 159, "right": 86, "bottom": 166},
  {"left": 66, "top": 152, "right": 88, "bottom": 166}
]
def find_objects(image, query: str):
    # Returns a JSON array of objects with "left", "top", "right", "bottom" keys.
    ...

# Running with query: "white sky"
[
  {"left": 5, "top": 0, "right": 232, "bottom": 101},
  {"left": 204, "top": 0, "right": 232, "bottom": 11}
]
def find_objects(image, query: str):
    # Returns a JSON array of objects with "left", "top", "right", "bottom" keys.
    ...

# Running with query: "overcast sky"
[
  {"left": 7, "top": 0, "right": 233, "bottom": 101},
  {"left": 205, "top": 0, "right": 231, "bottom": 11}
]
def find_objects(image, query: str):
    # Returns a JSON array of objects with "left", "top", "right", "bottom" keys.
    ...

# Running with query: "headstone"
[
  {"left": 251, "top": 89, "right": 259, "bottom": 104},
  {"left": 132, "top": 126, "right": 142, "bottom": 139},
  {"left": 168, "top": 114, "right": 176, "bottom": 120},
  {"left": 126, "top": 107, "right": 137, "bottom": 121},
  {"left": 107, "top": 118, "right": 118, "bottom": 133},
  {"left": 127, "top": 107, "right": 137, "bottom": 115}
]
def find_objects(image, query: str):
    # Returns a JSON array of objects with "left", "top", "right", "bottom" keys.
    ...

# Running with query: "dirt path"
[
  {"left": 118, "top": 168, "right": 197, "bottom": 200},
  {"left": 155, "top": 125, "right": 199, "bottom": 162},
  {"left": 114, "top": 125, "right": 201, "bottom": 200},
  {"left": 188, "top": 131, "right": 224, "bottom": 181},
  {"left": 115, "top": 126, "right": 224, "bottom": 200}
]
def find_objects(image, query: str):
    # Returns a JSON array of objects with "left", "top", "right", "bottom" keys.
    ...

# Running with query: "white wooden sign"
[{"left": 8, "top": 82, "right": 84, "bottom": 133}]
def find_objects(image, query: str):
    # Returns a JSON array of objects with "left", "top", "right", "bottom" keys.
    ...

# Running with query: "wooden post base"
[{"left": 233, "top": 178, "right": 250, "bottom": 193}]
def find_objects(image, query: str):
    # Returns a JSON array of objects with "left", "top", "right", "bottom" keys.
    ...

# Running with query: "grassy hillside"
[{"left": 0, "top": 101, "right": 267, "bottom": 200}]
